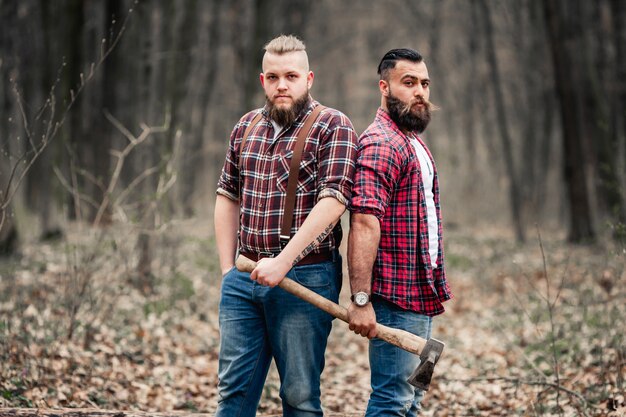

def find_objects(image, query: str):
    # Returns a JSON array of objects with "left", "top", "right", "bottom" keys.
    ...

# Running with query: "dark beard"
[
  {"left": 386, "top": 92, "right": 431, "bottom": 133},
  {"left": 267, "top": 93, "right": 311, "bottom": 126}
]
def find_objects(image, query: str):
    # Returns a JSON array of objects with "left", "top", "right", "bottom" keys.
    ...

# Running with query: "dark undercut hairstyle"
[{"left": 377, "top": 48, "right": 423, "bottom": 80}]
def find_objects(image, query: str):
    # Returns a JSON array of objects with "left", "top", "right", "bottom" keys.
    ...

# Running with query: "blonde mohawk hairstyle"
[{"left": 264, "top": 34, "right": 306, "bottom": 54}]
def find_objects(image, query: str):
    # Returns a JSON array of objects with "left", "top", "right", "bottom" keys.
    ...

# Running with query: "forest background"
[{"left": 0, "top": 0, "right": 624, "bottom": 416}]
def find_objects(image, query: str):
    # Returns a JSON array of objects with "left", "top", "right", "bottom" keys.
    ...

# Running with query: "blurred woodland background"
[
  {"left": 0, "top": 0, "right": 624, "bottom": 247},
  {"left": 0, "top": 0, "right": 625, "bottom": 416}
]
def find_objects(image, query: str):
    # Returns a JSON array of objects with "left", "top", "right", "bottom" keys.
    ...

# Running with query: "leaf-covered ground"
[{"left": 0, "top": 221, "right": 624, "bottom": 416}]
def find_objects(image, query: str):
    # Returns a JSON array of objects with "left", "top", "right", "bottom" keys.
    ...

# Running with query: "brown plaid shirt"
[{"left": 217, "top": 99, "right": 358, "bottom": 254}]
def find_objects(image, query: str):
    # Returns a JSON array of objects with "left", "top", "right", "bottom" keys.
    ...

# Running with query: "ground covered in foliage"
[{"left": 0, "top": 220, "right": 624, "bottom": 416}]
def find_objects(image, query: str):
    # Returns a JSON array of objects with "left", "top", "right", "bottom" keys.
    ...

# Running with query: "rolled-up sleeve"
[
  {"left": 349, "top": 136, "right": 399, "bottom": 220},
  {"left": 216, "top": 123, "right": 242, "bottom": 201},
  {"left": 316, "top": 113, "right": 358, "bottom": 206},
  {"left": 217, "top": 112, "right": 262, "bottom": 201}
]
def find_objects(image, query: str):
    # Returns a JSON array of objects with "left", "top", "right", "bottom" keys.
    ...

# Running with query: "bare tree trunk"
[
  {"left": 464, "top": 0, "right": 480, "bottom": 176},
  {"left": 613, "top": 0, "right": 626, "bottom": 216},
  {"left": 64, "top": 0, "right": 86, "bottom": 221},
  {"left": 426, "top": 0, "right": 448, "bottom": 157},
  {"left": 543, "top": 0, "right": 595, "bottom": 242},
  {"left": 22, "top": 0, "right": 58, "bottom": 238},
  {"left": 534, "top": 89, "right": 556, "bottom": 215},
  {"left": 0, "top": 26, "right": 18, "bottom": 252},
  {"left": 166, "top": 0, "right": 197, "bottom": 215},
  {"left": 178, "top": 0, "right": 222, "bottom": 215},
  {"left": 577, "top": 0, "right": 626, "bottom": 232},
  {"left": 521, "top": 0, "right": 555, "bottom": 223},
  {"left": 0, "top": 1, "right": 17, "bottom": 253},
  {"left": 133, "top": 0, "right": 165, "bottom": 292},
  {"left": 90, "top": 0, "right": 123, "bottom": 226},
  {"left": 232, "top": 0, "right": 272, "bottom": 115},
  {"left": 607, "top": 0, "right": 626, "bottom": 234},
  {"left": 517, "top": 0, "right": 540, "bottom": 223},
  {"left": 478, "top": 0, "right": 526, "bottom": 242}
]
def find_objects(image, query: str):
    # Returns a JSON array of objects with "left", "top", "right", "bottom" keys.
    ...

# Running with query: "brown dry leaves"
[{"left": 0, "top": 222, "right": 624, "bottom": 416}]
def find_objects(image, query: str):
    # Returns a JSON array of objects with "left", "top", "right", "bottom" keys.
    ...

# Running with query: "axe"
[{"left": 235, "top": 254, "right": 444, "bottom": 390}]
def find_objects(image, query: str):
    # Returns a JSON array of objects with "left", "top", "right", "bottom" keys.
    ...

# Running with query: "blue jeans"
[
  {"left": 366, "top": 298, "right": 433, "bottom": 417},
  {"left": 216, "top": 253, "right": 341, "bottom": 417}
]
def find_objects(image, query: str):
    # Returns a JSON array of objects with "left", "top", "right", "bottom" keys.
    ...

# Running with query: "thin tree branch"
[{"left": 0, "top": 2, "right": 138, "bottom": 222}]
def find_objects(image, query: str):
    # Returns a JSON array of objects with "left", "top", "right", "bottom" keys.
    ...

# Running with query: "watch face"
[{"left": 355, "top": 292, "right": 369, "bottom": 306}]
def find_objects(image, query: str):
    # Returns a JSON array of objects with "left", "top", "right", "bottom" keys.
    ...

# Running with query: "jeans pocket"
[
  {"left": 291, "top": 262, "right": 333, "bottom": 289},
  {"left": 221, "top": 266, "right": 236, "bottom": 278}
]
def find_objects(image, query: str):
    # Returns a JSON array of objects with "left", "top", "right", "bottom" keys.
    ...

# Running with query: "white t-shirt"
[
  {"left": 409, "top": 135, "right": 439, "bottom": 268},
  {"left": 271, "top": 120, "right": 284, "bottom": 139}
]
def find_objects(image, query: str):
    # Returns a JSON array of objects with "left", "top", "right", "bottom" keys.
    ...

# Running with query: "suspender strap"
[
  {"left": 238, "top": 112, "right": 263, "bottom": 202},
  {"left": 237, "top": 105, "right": 326, "bottom": 249},
  {"left": 239, "top": 112, "right": 264, "bottom": 170},
  {"left": 280, "top": 104, "right": 326, "bottom": 247}
]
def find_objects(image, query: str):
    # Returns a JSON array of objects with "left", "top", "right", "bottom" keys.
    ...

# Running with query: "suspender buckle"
[{"left": 279, "top": 235, "right": 290, "bottom": 249}]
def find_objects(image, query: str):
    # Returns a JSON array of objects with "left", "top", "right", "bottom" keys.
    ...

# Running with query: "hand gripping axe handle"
[{"left": 235, "top": 255, "right": 444, "bottom": 390}]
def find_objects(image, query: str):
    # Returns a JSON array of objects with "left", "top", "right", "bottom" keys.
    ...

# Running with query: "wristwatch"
[{"left": 351, "top": 291, "right": 370, "bottom": 307}]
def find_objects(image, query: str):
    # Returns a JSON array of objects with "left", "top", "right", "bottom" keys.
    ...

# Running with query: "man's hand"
[
  {"left": 250, "top": 256, "right": 292, "bottom": 287},
  {"left": 348, "top": 302, "right": 378, "bottom": 339}
]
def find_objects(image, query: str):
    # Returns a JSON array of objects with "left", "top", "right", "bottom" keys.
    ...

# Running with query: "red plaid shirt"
[
  {"left": 350, "top": 108, "right": 452, "bottom": 316},
  {"left": 217, "top": 99, "right": 357, "bottom": 254}
]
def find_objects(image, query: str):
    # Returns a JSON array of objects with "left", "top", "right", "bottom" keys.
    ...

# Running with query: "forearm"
[
  {"left": 250, "top": 196, "right": 345, "bottom": 287},
  {"left": 348, "top": 213, "right": 380, "bottom": 294},
  {"left": 276, "top": 196, "right": 346, "bottom": 267},
  {"left": 214, "top": 194, "right": 240, "bottom": 274}
]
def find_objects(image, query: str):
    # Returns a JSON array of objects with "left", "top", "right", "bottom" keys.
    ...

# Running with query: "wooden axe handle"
[{"left": 235, "top": 255, "right": 427, "bottom": 355}]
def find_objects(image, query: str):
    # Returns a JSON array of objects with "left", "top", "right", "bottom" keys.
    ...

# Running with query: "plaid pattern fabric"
[
  {"left": 217, "top": 99, "right": 357, "bottom": 254},
  {"left": 350, "top": 108, "right": 452, "bottom": 316}
]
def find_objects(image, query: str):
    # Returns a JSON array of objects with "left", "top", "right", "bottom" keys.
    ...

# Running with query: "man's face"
[
  {"left": 260, "top": 51, "right": 313, "bottom": 125},
  {"left": 380, "top": 60, "right": 433, "bottom": 133}
]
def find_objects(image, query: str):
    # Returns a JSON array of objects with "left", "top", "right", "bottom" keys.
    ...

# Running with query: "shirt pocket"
[{"left": 276, "top": 150, "right": 317, "bottom": 194}]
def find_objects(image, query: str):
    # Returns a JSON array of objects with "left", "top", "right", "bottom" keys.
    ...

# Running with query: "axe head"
[{"left": 407, "top": 338, "right": 444, "bottom": 391}]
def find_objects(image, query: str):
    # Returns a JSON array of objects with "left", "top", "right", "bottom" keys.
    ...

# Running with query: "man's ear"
[
  {"left": 259, "top": 73, "right": 265, "bottom": 88},
  {"left": 379, "top": 79, "right": 389, "bottom": 97},
  {"left": 307, "top": 71, "right": 314, "bottom": 89}
]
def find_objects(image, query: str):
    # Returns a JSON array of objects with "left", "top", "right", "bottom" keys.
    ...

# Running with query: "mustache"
[{"left": 400, "top": 97, "right": 440, "bottom": 115}]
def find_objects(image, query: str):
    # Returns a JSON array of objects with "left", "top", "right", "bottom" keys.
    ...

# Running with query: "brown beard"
[
  {"left": 266, "top": 93, "right": 311, "bottom": 126},
  {"left": 386, "top": 90, "right": 432, "bottom": 133}
]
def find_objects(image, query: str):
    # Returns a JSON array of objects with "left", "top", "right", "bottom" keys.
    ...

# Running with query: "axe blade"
[{"left": 407, "top": 338, "right": 444, "bottom": 391}]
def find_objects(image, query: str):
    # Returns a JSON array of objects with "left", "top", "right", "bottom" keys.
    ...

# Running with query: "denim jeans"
[
  {"left": 216, "top": 253, "right": 341, "bottom": 417},
  {"left": 366, "top": 298, "right": 433, "bottom": 417}
]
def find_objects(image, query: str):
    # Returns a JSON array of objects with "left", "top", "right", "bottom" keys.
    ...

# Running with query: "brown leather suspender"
[
  {"left": 280, "top": 104, "right": 325, "bottom": 247},
  {"left": 239, "top": 112, "right": 264, "bottom": 160},
  {"left": 239, "top": 105, "right": 326, "bottom": 248}
]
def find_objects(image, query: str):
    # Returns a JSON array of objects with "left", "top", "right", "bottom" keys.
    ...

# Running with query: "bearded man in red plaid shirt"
[
  {"left": 347, "top": 48, "right": 453, "bottom": 416},
  {"left": 214, "top": 35, "right": 357, "bottom": 417}
]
